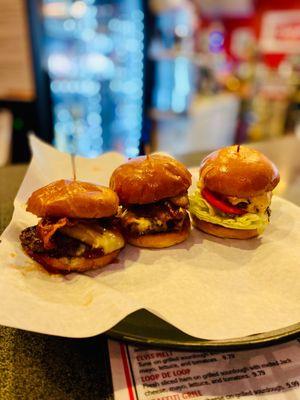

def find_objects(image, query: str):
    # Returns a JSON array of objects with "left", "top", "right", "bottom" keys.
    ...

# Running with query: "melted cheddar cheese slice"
[
  {"left": 60, "top": 223, "right": 124, "bottom": 254},
  {"left": 227, "top": 192, "right": 272, "bottom": 214}
]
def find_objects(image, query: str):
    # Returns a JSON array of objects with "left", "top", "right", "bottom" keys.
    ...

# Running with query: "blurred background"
[{"left": 1, "top": 0, "right": 300, "bottom": 164}]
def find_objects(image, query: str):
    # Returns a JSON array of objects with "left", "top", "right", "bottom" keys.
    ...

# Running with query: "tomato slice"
[{"left": 202, "top": 188, "right": 246, "bottom": 215}]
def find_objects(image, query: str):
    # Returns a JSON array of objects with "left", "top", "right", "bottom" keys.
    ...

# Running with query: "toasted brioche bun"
[
  {"left": 110, "top": 154, "right": 191, "bottom": 205},
  {"left": 192, "top": 215, "right": 259, "bottom": 239},
  {"left": 27, "top": 179, "right": 119, "bottom": 219},
  {"left": 126, "top": 216, "right": 190, "bottom": 248},
  {"left": 200, "top": 146, "right": 279, "bottom": 198},
  {"left": 24, "top": 248, "right": 121, "bottom": 273}
]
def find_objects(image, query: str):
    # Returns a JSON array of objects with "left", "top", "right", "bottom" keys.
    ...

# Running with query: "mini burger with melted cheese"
[
  {"left": 189, "top": 146, "right": 280, "bottom": 239},
  {"left": 20, "top": 180, "right": 125, "bottom": 272},
  {"left": 109, "top": 155, "right": 192, "bottom": 248}
]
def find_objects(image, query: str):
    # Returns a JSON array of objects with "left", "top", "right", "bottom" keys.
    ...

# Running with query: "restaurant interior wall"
[{"left": 0, "top": 0, "right": 37, "bottom": 164}]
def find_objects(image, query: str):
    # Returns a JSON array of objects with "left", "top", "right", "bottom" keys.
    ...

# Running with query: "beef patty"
[{"left": 20, "top": 226, "right": 104, "bottom": 259}]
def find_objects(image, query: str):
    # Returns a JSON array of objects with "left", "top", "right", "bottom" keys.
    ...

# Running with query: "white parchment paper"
[{"left": 0, "top": 136, "right": 299, "bottom": 340}]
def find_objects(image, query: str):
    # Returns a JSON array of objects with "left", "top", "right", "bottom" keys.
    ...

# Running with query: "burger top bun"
[
  {"left": 200, "top": 146, "right": 280, "bottom": 197},
  {"left": 110, "top": 154, "right": 192, "bottom": 205},
  {"left": 26, "top": 179, "right": 119, "bottom": 219}
]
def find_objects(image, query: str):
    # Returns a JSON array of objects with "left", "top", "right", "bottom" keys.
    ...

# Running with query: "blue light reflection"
[{"left": 42, "top": 0, "right": 144, "bottom": 158}]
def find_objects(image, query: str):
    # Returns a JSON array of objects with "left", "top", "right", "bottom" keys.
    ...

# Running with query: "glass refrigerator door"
[{"left": 42, "top": 0, "right": 144, "bottom": 157}]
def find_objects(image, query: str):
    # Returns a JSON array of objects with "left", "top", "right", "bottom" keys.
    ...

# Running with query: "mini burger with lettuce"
[
  {"left": 110, "top": 154, "right": 192, "bottom": 248},
  {"left": 189, "top": 146, "right": 280, "bottom": 239},
  {"left": 20, "top": 180, "right": 125, "bottom": 272}
]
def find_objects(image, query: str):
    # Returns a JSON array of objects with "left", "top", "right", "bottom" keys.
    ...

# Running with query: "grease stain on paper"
[{"left": 10, "top": 259, "right": 96, "bottom": 307}]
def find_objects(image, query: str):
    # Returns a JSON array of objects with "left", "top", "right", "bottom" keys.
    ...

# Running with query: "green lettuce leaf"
[{"left": 189, "top": 190, "right": 268, "bottom": 234}]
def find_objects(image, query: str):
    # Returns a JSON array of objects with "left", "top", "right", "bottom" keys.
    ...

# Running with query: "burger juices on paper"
[
  {"left": 20, "top": 180, "right": 125, "bottom": 272},
  {"left": 110, "top": 154, "right": 192, "bottom": 248},
  {"left": 189, "top": 146, "right": 280, "bottom": 239}
]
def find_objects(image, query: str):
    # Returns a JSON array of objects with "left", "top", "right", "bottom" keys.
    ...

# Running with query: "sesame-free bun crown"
[
  {"left": 200, "top": 146, "right": 280, "bottom": 197},
  {"left": 110, "top": 154, "right": 192, "bottom": 204},
  {"left": 26, "top": 179, "right": 119, "bottom": 219}
]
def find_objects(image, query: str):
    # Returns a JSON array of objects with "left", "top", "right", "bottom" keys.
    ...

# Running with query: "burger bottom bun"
[
  {"left": 192, "top": 215, "right": 259, "bottom": 240},
  {"left": 25, "top": 249, "right": 121, "bottom": 273},
  {"left": 126, "top": 217, "right": 190, "bottom": 248}
]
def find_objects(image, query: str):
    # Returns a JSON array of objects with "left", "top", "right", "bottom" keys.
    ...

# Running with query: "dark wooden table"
[{"left": 1, "top": 135, "right": 299, "bottom": 399}]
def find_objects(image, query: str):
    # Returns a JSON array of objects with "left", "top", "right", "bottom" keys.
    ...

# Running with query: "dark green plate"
[{"left": 107, "top": 309, "right": 300, "bottom": 350}]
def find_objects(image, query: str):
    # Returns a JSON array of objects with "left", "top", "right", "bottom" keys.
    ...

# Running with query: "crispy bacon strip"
[{"left": 37, "top": 217, "right": 71, "bottom": 250}]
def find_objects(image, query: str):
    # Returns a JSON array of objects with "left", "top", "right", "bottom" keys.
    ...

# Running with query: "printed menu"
[{"left": 109, "top": 338, "right": 300, "bottom": 400}]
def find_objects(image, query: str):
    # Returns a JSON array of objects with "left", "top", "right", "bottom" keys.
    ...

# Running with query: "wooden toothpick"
[
  {"left": 71, "top": 154, "right": 77, "bottom": 181},
  {"left": 237, "top": 144, "right": 240, "bottom": 153}
]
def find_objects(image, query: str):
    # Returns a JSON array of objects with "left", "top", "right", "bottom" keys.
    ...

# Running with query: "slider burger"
[
  {"left": 109, "top": 155, "right": 192, "bottom": 248},
  {"left": 189, "top": 146, "right": 280, "bottom": 239},
  {"left": 20, "top": 180, "right": 125, "bottom": 272}
]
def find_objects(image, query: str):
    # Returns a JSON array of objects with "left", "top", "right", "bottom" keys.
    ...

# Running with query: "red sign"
[
  {"left": 260, "top": 11, "right": 300, "bottom": 53},
  {"left": 275, "top": 21, "right": 300, "bottom": 41}
]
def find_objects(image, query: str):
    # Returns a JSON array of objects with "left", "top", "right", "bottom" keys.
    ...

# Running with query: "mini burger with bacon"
[
  {"left": 20, "top": 180, "right": 125, "bottom": 272},
  {"left": 109, "top": 154, "right": 192, "bottom": 248},
  {"left": 189, "top": 146, "right": 280, "bottom": 239}
]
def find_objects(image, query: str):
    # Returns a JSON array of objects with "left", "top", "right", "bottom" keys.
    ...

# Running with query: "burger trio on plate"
[{"left": 19, "top": 146, "right": 280, "bottom": 273}]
